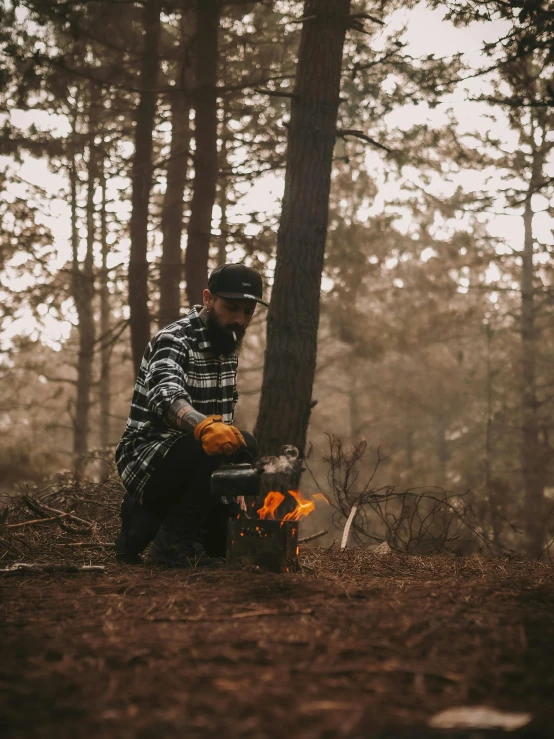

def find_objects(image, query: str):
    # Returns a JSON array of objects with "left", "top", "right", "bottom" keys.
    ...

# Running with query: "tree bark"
[
  {"left": 99, "top": 157, "right": 111, "bottom": 451},
  {"left": 184, "top": 0, "right": 220, "bottom": 306},
  {"left": 521, "top": 149, "right": 545, "bottom": 558},
  {"left": 72, "top": 91, "right": 98, "bottom": 466},
  {"left": 159, "top": 13, "right": 194, "bottom": 329},
  {"left": 254, "top": 0, "right": 351, "bottom": 457},
  {"left": 128, "top": 0, "right": 161, "bottom": 373}
]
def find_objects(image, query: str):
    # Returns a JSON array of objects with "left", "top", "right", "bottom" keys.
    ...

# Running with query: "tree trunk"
[
  {"left": 254, "top": 0, "right": 351, "bottom": 457},
  {"left": 484, "top": 322, "right": 500, "bottom": 544},
  {"left": 436, "top": 414, "right": 449, "bottom": 484},
  {"left": 159, "top": 15, "right": 194, "bottom": 329},
  {"left": 129, "top": 0, "right": 161, "bottom": 373},
  {"left": 521, "top": 151, "right": 545, "bottom": 558},
  {"left": 217, "top": 94, "right": 231, "bottom": 266},
  {"left": 184, "top": 0, "right": 220, "bottom": 306},
  {"left": 72, "top": 93, "right": 98, "bottom": 467},
  {"left": 99, "top": 157, "right": 111, "bottom": 451},
  {"left": 405, "top": 429, "right": 414, "bottom": 470}
]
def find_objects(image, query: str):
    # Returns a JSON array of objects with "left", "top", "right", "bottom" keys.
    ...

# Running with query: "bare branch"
[{"left": 336, "top": 129, "right": 392, "bottom": 152}]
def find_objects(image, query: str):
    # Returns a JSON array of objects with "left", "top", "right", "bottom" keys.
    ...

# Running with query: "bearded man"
[{"left": 115, "top": 263, "right": 267, "bottom": 567}]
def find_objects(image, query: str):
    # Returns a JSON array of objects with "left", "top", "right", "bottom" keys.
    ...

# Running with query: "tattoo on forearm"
[{"left": 166, "top": 398, "right": 206, "bottom": 432}]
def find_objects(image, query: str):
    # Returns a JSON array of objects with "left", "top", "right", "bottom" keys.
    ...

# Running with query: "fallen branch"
[
  {"left": 6, "top": 515, "right": 63, "bottom": 529},
  {"left": 22, "top": 496, "right": 92, "bottom": 529},
  {"left": 52, "top": 542, "right": 114, "bottom": 548},
  {"left": 298, "top": 530, "right": 328, "bottom": 545},
  {"left": 146, "top": 608, "right": 314, "bottom": 623},
  {"left": 341, "top": 504, "right": 358, "bottom": 550},
  {"left": 0, "top": 563, "right": 106, "bottom": 576}
]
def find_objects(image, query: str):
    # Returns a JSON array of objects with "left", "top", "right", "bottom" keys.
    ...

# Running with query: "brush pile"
[{"left": 0, "top": 475, "right": 124, "bottom": 566}]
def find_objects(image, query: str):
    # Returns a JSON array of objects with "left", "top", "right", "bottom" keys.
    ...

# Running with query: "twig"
[
  {"left": 298, "top": 530, "right": 328, "bottom": 545},
  {"left": 287, "top": 14, "right": 317, "bottom": 24},
  {"left": 337, "top": 129, "right": 392, "bottom": 152},
  {"left": 0, "top": 563, "right": 106, "bottom": 576},
  {"left": 254, "top": 87, "right": 298, "bottom": 100},
  {"left": 349, "top": 12, "right": 384, "bottom": 25},
  {"left": 52, "top": 542, "right": 114, "bottom": 548},
  {"left": 6, "top": 515, "right": 65, "bottom": 529},
  {"left": 146, "top": 608, "right": 314, "bottom": 623},
  {"left": 0, "top": 536, "right": 25, "bottom": 558},
  {"left": 22, "top": 496, "right": 92, "bottom": 529}
]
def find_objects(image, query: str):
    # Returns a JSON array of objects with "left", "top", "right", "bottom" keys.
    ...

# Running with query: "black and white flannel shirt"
[{"left": 115, "top": 306, "right": 238, "bottom": 499}]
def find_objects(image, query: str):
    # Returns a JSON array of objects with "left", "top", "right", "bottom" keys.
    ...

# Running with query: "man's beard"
[{"left": 206, "top": 310, "right": 245, "bottom": 357}]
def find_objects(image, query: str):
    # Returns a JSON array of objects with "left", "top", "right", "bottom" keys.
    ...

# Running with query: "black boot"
[
  {"left": 148, "top": 524, "right": 224, "bottom": 568},
  {"left": 147, "top": 495, "right": 224, "bottom": 569},
  {"left": 115, "top": 494, "right": 163, "bottom": 564}
]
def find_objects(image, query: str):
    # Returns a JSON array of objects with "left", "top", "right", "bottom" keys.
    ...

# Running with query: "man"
[{"left": 115, "top": 263, "right": 267, "bottom": 567}]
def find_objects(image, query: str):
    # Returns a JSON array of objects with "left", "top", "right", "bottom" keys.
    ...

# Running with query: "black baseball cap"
[{"left": 208, "top": 264, "right": 268, "bottom": 307}]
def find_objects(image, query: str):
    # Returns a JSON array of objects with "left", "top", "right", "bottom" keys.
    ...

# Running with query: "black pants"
[{"left": 117, "top": 430, "right": 257, "bottom": 558}]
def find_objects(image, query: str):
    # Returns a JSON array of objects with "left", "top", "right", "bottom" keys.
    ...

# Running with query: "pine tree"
[{"left": 255, "top": 0, "right": 353, "bottom": 458}]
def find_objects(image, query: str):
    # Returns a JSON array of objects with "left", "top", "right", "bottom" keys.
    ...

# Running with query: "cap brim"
[{"left": 214, "top": 291, "right": 269, "bottom": 307}]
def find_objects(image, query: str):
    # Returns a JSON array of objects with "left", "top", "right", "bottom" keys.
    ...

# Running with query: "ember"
[{"left": 226, "top": 519, "right": 299, "bottom": 572}]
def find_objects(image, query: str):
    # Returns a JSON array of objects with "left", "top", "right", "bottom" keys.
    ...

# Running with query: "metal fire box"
[{"left": 226, "top": 519, "right": 299, "bottom": 573}]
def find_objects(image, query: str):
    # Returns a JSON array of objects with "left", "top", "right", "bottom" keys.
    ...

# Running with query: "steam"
[{"left": 258, "top": 445, "right": 299, "bottom": 475}]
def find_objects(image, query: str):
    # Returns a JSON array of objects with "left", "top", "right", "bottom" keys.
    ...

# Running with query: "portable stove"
[{"left": 210, "top": 462, "right": 300, "bottom": 573}]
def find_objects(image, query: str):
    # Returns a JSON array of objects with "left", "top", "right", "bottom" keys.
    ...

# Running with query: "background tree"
[
  {"left": 159, "top": 6, "right": 194, "bottom": 329},
  {"left": 128, "top": 0, "right": 161, "bottom": 374},
  {"left": 184, "top": 0, "right": 221, "bottom": 306}
]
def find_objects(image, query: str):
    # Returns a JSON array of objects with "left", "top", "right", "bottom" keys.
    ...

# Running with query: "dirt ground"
[{"left": 2, "top": 549, "right": 554, "bottom": 739}]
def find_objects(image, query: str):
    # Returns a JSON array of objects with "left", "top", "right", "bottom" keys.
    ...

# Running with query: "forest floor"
[{"left": 1, "top": 483, "right": 554, "bottom": 738}]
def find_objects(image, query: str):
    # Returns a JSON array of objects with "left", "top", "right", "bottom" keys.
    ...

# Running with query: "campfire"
[{"left": 227, "top": 488, "right": 327, "bottom": 572}]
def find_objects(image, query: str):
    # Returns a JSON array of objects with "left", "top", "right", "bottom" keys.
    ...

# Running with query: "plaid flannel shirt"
[{"left": 115, "top": 306, "right": 238, "bottom": 499}]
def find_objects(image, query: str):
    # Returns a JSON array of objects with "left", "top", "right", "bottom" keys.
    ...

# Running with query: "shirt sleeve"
[
  {"left": 145, "top": 332, "right": 192, "bottom": 421},
  {"left": 232, "top": 356, "right": 239, "bottom": 413}
]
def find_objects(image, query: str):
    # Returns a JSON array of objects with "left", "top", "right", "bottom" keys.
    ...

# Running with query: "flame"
[
  {"left": 281, "top": 489, "right": 315, "bottom": 521},
  {"left": 256, "top": 491, "right": 285, "bottom": 520},
  {"left": 257, "top": 490, "right": 327, "bottom": 522}
]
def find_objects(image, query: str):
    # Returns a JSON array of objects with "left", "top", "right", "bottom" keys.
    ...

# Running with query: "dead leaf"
[{"left": 429, "top": 706, "right": 532, "bottom": 731}]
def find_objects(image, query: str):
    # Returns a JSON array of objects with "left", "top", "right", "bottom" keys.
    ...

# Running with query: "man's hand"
[
  {"left": 235, "top": 496, "right": 247, "bottom": 513},
  {"left": 194, "top": 415, "right": 246, "bottom": 456}
]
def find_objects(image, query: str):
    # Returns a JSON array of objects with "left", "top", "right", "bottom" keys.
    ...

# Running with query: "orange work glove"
[{"left": 194, "top": 415, "right": 246, "bottom": 456}]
